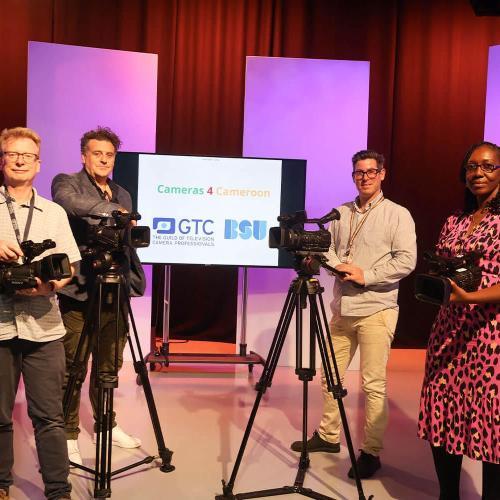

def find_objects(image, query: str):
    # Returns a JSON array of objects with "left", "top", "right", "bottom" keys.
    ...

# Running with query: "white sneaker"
[
  {"left": 67, "top": 439, "right": 83, "bottom": 466},
  {"left": 93, "top": 426, "right": 142, "bottom": 449}
]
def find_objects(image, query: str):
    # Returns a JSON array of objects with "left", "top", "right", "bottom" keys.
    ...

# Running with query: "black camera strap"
[{"left": 3, "top": 187, "right": 35, "bottom": 247}]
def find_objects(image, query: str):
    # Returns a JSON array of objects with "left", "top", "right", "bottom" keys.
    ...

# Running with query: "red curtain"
[{"left": 1, "top": 0, "right": 499, "bottom": 346}]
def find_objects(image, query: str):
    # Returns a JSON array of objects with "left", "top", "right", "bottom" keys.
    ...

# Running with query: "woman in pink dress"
[{"left": 418, "top": 141, "right": 499, "bottom": 499}]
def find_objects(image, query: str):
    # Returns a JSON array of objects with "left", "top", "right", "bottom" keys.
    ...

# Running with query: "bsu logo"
[{"left": 224, "top": 219, "right": 267, "bottom": 240}]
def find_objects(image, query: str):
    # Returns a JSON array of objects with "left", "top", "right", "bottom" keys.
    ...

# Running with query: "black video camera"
[
  {"left": 0, "top": 239, "right": 71, "bottom": 293},
  {"left": 269, "top": 209, "right": 342, "bottom": 275},
  {"left": 415, "top": 251, "right": 482, "bottom": 305},
  {"left": 86, "top": 211, "right": 150, "bottom": 252},
  {"left": 84, "top": 211, "right": 150, "bottom": 273},
  {"left": 269, "top": 209, "right": 340, "bottom": 253}
]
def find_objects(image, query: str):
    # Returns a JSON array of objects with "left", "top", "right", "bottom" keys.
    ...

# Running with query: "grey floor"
[{"left": 9, "top": 350, "right": 483, "bottom": 499}]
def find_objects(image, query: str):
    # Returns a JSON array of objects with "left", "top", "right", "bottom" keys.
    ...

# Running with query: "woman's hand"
[
  {"left": 448, "top": 280, "right": 469, "bottom": 303},
  {"left": 448, "top": 280, "right": 500, "bottom": 304}
]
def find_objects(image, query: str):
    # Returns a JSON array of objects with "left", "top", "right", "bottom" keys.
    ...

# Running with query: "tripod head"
[{"left": 293, "top": 251, "right": 347, "bottom": 279}]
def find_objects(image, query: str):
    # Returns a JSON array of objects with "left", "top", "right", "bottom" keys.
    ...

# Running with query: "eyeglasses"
[
  {"left": 2, "top": 151, "right": 39, "bottom": 163},
  {"left": 88, "top": 150, "right": 116, "bottom": 160},
  {"left": 464, "top": 162, "right": 499, "bottom": 174},
  {"left": 352, "top": 168, "right": 382, "bottom": 180}
]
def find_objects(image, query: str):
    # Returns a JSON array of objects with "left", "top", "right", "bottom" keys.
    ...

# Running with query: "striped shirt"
[
  {"left": 0, "top": 187, "right": 81, "bottom": 342},
  {"left": 326, "top": 192, "right": 417, "bottom": 317}
]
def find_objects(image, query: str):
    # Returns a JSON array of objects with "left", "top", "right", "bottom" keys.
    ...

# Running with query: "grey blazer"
[{"left": 51, "top": 169, "right": 146, "bottom": 301}]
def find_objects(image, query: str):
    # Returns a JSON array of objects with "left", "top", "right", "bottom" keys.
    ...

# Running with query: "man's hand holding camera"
[
  {"left": 0, "top": 239, "right": 71, "bottom": 296},
  {"left": 15, "top": 277, "right": 56, "bottom": 296},
  {"left": 0, "top": 240, "right": 23, "bottom": 262},
  {"left": 334, "top": 263, "right": 366, "bottom": 286}
]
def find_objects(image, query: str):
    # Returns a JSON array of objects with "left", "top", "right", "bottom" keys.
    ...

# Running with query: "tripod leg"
[
  {"left": 217, "top": 284, "right": 299, "bottom": 499},
  {"left": 92, "top": 281, "right": 115, "bottom": 498},
  {"left": 63, "top": 288, "right": 100, "bottom": 423},
  {"left": 122, "top": 290, "right": 175, "bottom": 472},
  {"left": 292, "top": 285, "right": 317, "bottom": 488},
  {"left": 311, "top": 292, "right": 369, "bottom": 500},
  {"left": 93, "top": 384, "right": 114, "bottom": 498}
]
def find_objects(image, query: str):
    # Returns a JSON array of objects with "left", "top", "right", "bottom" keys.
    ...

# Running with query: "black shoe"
[
  {"left": 290, "top": 430, "right": 340, "bottom": 453},
  {"left": 348, "top": 450, "right": 381, "bottom": 479}
]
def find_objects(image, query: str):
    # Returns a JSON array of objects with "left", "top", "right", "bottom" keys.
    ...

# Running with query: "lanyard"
[
  {"left": 3, "top": 187, "right": 35, "bottom": 247},
  {"left": 343, "top": 196, "right": 385, "bottom": 259}
]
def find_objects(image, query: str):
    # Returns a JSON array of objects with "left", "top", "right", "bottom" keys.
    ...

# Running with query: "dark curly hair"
[
  {"left": 80, "top": 126, "right": 122, "bottom": 154},
  {"left": 351, "top": 149, "right": 385, "bottom": 170},
  {"left": 459, "top": 141, "right": 499, "bottom": 215}
]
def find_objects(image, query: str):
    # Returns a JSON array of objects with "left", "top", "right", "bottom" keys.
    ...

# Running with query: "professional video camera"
[
  {"left": 86, "top": 210, "right": 150, "bottom": 251},
  {"left": 269, "top": 209, "right": 341, "bottom": 275},
  {"left": 415, "top": 251, "right": 482, "bottom": 305},
  {"left": 84, "top": 210, "right": 150, "bottom": 272},
  {"left": 0, "top": 239, "right": 71, "bottom": 293}
]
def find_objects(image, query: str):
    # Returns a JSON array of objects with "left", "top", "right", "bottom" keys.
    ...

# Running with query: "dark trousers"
[
  {"left": 0, "top": 338, "right": 71, "bottom": 499},
  {"left": 58, "top": 293, "right": 127, "bottom": 439},
  {"left": 431, "top": 445, "right": 500, "bottom": 500}
]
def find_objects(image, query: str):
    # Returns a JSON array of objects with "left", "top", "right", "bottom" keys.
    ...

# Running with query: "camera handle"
[
  {"left": 216, "top": 273, "right": 372, "bottom": 500},
  {"left": 62, "top": 271, "right": 174, "bottom": 498}
]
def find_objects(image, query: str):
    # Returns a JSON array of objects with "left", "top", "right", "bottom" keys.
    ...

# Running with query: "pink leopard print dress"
[{"left": 418, "top": 210, "right": 499, "bottom": 463}]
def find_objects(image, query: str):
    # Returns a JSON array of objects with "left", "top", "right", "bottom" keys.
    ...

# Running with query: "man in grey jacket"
[
  {"left": 52, "top": 127, "right": 145, "bottom": 465},
  {"left": 291, "top": 150, "right": 417, "bottom": 479}
]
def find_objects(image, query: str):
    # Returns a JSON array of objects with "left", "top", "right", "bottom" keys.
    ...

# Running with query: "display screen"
[{"left": 114, "top": 153, "right": 306, "bottom": 267}]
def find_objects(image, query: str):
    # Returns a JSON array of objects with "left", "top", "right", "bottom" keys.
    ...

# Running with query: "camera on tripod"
[
  {"left": 269, "top": 210, "right": 335, "bottom": 253},
  {"left": 0, "top": 239, "right": 71, "bottom": 293},
  {"left": 83, "top": 210, "right": 150, "bottom": 272},
  {"left": 415, "top": 251, "right": 482, "bottom": 305},
  {"left": 269, "top": 209, "right": 340, "bottom": 275}
]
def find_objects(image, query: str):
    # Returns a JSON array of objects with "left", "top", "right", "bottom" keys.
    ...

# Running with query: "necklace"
[
  {"left": 465, "top": 208, "right": 487, "bottom": 238},
  {"left": 342, "top": 196, "right": 385, "bottom": 263},
  {"left": 455, "top": 208, "right": 489, "bottom": 257}
]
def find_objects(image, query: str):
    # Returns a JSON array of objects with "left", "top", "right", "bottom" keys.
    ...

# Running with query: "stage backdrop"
[
  {"left": 2, "top": 0, "right": 499, "bottom": 349},
  {"left": 26, "top": 41, "right": 158, "bottom": 360},
  {"left": 484, "top": 45, "right": 500, "bottom": 144},
  {"left": 243, "top": 56, "right": 369, "bottom": 366}
]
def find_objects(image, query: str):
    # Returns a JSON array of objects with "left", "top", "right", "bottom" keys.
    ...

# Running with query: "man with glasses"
[
  {"left": 0, "top": 127, "right": 80, "bottom": 500},
  {"left": 291, "top": 149, "right": 417, "bottom": 479},
  {"left": 51, "top": 127, "right": 145, "bottom": 466}
]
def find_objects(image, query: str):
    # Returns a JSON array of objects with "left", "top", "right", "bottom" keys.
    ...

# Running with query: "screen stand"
[{"left": 143, "top": 266, "right": 265, "bottom": 377}]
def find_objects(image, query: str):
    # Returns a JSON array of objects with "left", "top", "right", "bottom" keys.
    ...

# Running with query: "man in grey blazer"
[{"left": 52, "top": 127, "right": 146, "bottom": 466}]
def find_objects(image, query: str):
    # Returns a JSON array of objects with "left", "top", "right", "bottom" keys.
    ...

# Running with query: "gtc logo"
[
  {"left": 153, "top": 218, "right": 176, "bottom": 234},
  {"left": 224, "top": 220, "right": 267, "bottom": 240},
  {"left": 153, "top": 217, "right": 214, "bottom": 235}
]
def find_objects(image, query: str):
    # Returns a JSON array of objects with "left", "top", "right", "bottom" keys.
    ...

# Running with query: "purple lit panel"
[
  {"left": 26, "top": 42, "right": 158, "bottom": 351},
  {"left": 27, "top": 41, "right": 158, "bottom": 198},
  {"left": 484, "top": 45, "right": 500, "bottom": 144},
  {"left": 244, "top": 56, "right": 369, "bottom": 215},
  {"left": 243, "top": 56, "right": 369, "bottom": 366}
]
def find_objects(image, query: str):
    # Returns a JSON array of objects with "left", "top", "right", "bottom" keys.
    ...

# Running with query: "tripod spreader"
[
  {"left": 62, "top": 269, "right": 175, "bottom": 498},
  {"left": 216, "top": 273, "right": 372, "bottom": 500}
]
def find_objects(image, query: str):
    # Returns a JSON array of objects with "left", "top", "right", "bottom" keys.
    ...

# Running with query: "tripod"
[
  {"left": 62, "top": 264, "right": 174, "bottom": 498},
  {"left": 216, "top": 268, "right": 372, "bottom": 500}
]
